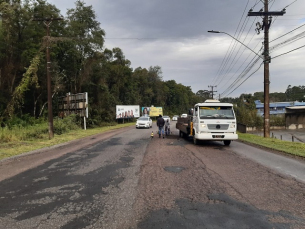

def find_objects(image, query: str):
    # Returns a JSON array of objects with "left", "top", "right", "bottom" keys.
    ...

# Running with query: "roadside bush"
[
  {"left": 0, "top": 127, "right": 19, "bottom": 142},
  {"left": 0, "top": 114, "right": 83, "bottom": 143},
  {"left": 53, "top": 114, "right": 81, "bottom": 135},
  {"left": 270, "top": 115, "right": 285, "bottom": 127},
  {"left": 4, "top": 115, "right": 44, "bottom": 129}
]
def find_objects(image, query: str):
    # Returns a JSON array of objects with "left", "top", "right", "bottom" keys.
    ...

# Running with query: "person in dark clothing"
[{"left": 157, "top": 114, "right": 165, "bottom": 138}]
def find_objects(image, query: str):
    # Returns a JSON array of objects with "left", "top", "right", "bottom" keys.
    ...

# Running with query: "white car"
[
  {"left": 172, "top": 115, "right": 179, "bottom": 121},
  {"left": 163, "top": 115, "right": 170, "bottom": 123},
  {"left": 136, "top": 117, "right": 152, "bottom": 129},
  {"left": 181, "top": 114, "right": 188, "bottom": 118}
]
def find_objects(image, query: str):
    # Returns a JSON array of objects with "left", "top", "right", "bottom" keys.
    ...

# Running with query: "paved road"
[{"left": 0, "top": 123, "right": 305, "bottom": 228}]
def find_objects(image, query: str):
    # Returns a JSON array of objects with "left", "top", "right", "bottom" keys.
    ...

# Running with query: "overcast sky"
[{"left": 48, "top": 0, "right": 305, "bottom": 98}]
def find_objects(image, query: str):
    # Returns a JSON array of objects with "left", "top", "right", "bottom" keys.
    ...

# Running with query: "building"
[
  {"left": 255, "top": 100, "right": 305, "bottom": 117},
  {"left": 285, "top": 106, "right": 305, "bottom": 129}
]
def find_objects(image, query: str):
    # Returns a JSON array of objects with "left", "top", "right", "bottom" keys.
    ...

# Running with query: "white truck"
[{"left": 176, "top": 99, "right": 238, "bottom": 145}]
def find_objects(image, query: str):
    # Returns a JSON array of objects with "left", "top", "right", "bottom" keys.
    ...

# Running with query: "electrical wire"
[
  {"left": 284, "top": 0, "right": 298, "bottom": 9},
  {"left": 270, "top": 23, "right": 305, "bottom": 42},
  {"left": 214, "top": 16, "right": 251, "bottom": 86},
  {"left": 218, "top": 0, "right": 302, "bottom": 98},
  {"left": 211, "top": 0, "right": 250, "bottom": 86},
  {"left": 222, "top": 61, "right": 264, "bottom": 97},
  {"left": 216, "top": 18, "right": 258, "bottom": 89},
  {"left": 272, "top": 44, "right": 305, "bottom": 59},
  {"left": 220, "top": 55, "right": 262, "bottom": 97},
  {"left": 269, "top": 30, "right": 305, "bottom": 53},
  {"left": 215, "top": 0, "right": 266, "bottom": 94}
]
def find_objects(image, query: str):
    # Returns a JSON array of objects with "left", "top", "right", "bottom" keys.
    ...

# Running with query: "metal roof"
[{"left": 286, "top": 106, "right": 305, "bottom": 110}]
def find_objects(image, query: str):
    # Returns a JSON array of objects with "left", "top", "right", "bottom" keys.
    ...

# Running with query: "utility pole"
[
  {"left": 32, "top": 17, "right": 63, "bottom": 139},
  {"left": 248, "top": 0, "right": 285, "bottom": 138},
  {"left": 208, "top": 85, "right": 217, "bottom": 99}
]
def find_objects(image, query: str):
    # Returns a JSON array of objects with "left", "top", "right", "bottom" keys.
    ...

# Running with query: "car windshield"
[
  {"left": 138, "top": 117, "right": 149, "bottom": 121},
  {"left": 163, "top": 116, "right": 169, "bottom": 118},
  {"left": 199, "top": 106, "right": 235, "bottom": 119}
]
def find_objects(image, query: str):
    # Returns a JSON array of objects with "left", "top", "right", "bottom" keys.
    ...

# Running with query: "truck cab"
[{"left": 192, "top": 100, "right": 238, "bottom": 145}]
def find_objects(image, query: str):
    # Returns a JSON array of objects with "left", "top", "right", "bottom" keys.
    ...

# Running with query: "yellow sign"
[
  {"left": 141, "top": 107, "right": 163, "bottom": 117},
  {"left": 150, "top": 107, "right": 163, "bottom": 116}
]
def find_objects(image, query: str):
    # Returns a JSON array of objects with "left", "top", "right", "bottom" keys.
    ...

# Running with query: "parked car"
[
  {"left": 172, "top": 115, "right": 179, "bottom": 121},
  {"left": 163, "top": 115, "right": 170, "bottom": 123},
  {"left": 136, "top": 116, "right": 152, "bottom": 129},
  {"left": 181, "top": 114, "right": 187, "bottom": 118}
]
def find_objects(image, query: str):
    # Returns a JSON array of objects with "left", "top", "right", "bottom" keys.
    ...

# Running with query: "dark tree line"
[{"left": 0, "top": 0, "right": 201, "bottom": 125}]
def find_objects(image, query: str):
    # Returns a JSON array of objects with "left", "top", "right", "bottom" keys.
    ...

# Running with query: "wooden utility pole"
[
  {"left": 32, "top": 17, "right": 63, "bottom": 139},
  {"left": 248, "top": 0, "right": 285, "bottom": 138},
  {"left": 208, "top": 85, "right": 217, "bottom": 99}
]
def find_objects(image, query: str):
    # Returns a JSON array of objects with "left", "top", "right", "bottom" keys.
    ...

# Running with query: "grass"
[
  {"left": 0, "top": 122, "right": 135, "bottom": 160},
  {"left": 238, "top": 132, "right": 305, "bottom": 158}
]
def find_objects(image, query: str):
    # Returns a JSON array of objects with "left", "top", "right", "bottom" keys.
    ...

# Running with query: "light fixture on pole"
[{"left": 207, "top": 30, "right": 263, "bottom": 60}]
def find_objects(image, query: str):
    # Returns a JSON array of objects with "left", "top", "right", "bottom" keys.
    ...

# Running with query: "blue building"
[{"left": 255, "top": 100, "right": 305, "bottom": 116}]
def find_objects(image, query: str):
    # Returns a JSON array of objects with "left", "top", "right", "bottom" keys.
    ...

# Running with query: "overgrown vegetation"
[{"left": 0, "top": 115, "right": 81, "bottom": 143}]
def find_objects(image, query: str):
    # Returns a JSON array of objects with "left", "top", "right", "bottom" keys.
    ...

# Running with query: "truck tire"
[
  {"left": 224, "top": 140, "right": 231, "bottom": 146},
  {"left": 193, "top": 131, "right": 198, "bottom": 145},
  {"left": 193, "top": 137, "right": 198, "bottom": 145}
]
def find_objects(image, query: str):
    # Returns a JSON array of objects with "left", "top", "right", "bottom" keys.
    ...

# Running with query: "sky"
[{"left": 47, "top": 0, "right": 305, "bottom": 98}]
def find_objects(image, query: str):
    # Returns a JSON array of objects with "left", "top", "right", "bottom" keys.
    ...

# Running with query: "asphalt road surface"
[{"left": 0, "top": 123, "right": 305, "bottom": 229}]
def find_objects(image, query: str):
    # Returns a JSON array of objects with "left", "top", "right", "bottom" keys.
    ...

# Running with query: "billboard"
[
  {"left": 58, "top": 92, "right": 88, "bottom": 118},
  {"left": 116, "top": 105, "right": 140, "bottom": 119},
  {"left": 141, "top": 107, "right": 163, "bottom": 117}
]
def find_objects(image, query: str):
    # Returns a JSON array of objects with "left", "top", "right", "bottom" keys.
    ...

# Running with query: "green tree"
[
  {"left": 58, "top": 0, "right": 105, "bottom": 93},
  {"left": 196, "top": 90, "right": 210, "bottom": 101}
]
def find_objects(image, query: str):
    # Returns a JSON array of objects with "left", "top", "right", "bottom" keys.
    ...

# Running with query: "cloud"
[{"left": 48, "top": 0, "right": 305, "bottom": 98}]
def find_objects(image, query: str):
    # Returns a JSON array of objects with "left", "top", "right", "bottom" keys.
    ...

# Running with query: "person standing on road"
[
  {"left": 165, "top": 120, "right": 170, "bottom": 136},
  {"left": 157, "top": 114, "right": 165, "bottom": 138}
]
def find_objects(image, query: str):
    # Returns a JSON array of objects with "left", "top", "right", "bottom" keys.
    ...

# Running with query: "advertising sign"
[
  {"left": 116, "top": 105, "right": 140, "bottom": 119},
  {"left": 58, "top": 92, "right": 88, "bottom": 118},
  {"left": 141, "top": 107, "right": 163, "bottom": 117}
]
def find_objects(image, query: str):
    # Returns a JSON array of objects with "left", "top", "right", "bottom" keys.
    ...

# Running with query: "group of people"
[
  {"left": 117, "top": 110, "right": 134, "bottom": 119},
  {"left": 156, "top": 114, "right": 170, "bottom": 138}
]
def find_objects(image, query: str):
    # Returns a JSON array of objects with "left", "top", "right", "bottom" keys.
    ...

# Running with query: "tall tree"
[{"left": 59, "top": 0, "right": 105, "bottom": 93}]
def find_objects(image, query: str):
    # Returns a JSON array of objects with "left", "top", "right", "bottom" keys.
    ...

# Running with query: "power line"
[
  {"left": 269, "top": 30, "right": 305, "bottom": 53},
  {"left": 220, "top": 56, "right": 262, "bottom": 97},
  {"left": 284, "top": 0, "right": 298, "bottom": 9},
  {"left": 215, "top": 1, "right": 267, "bottom": 90},
  {"left": 216, "top": 17, "right": 258, "bottom": 89},
  {"left": 221, "top": 30, "right": 305, "bottom": 97},
  {"left": 223, "top": 62, "right": 264, "bottom": 97},
  {"left": 270, "top": 23, "right": 305, "bottom": 42},
  {"left": 211, "top": 0, "right": 251, "bottom": 86},
  {"left": 272, "top": 44, "right": 305, "bottom": 59}
]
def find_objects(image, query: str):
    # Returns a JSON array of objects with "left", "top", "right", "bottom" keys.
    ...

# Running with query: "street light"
[
  {"left": 207, "top": 30, "right": 263, "bottom": 60},
  {"left": 208, "top": 30, "right": 270, "bottom": 138}
]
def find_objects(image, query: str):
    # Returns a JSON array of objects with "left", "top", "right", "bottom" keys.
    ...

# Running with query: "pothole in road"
[{"left": 164, "top": 166, "right": 185, "bottom": 173}]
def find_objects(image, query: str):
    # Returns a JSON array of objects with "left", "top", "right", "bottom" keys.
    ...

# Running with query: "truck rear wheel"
[
  {"left": 179, "top": 130, "right": 183, "bottom": 138},
  {"left": 224, "top": 140, "right": 231, "bottom": 146},
  {"left": 193, "top": 131, "right": 199, "bottom": 145},
  {"left": 193, "top": 137, "right": 198, "bottom": 145}
]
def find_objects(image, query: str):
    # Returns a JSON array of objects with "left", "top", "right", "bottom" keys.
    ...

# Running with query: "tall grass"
[{"left": 0, "top": 115, "right": 81, "bottom": 143}]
